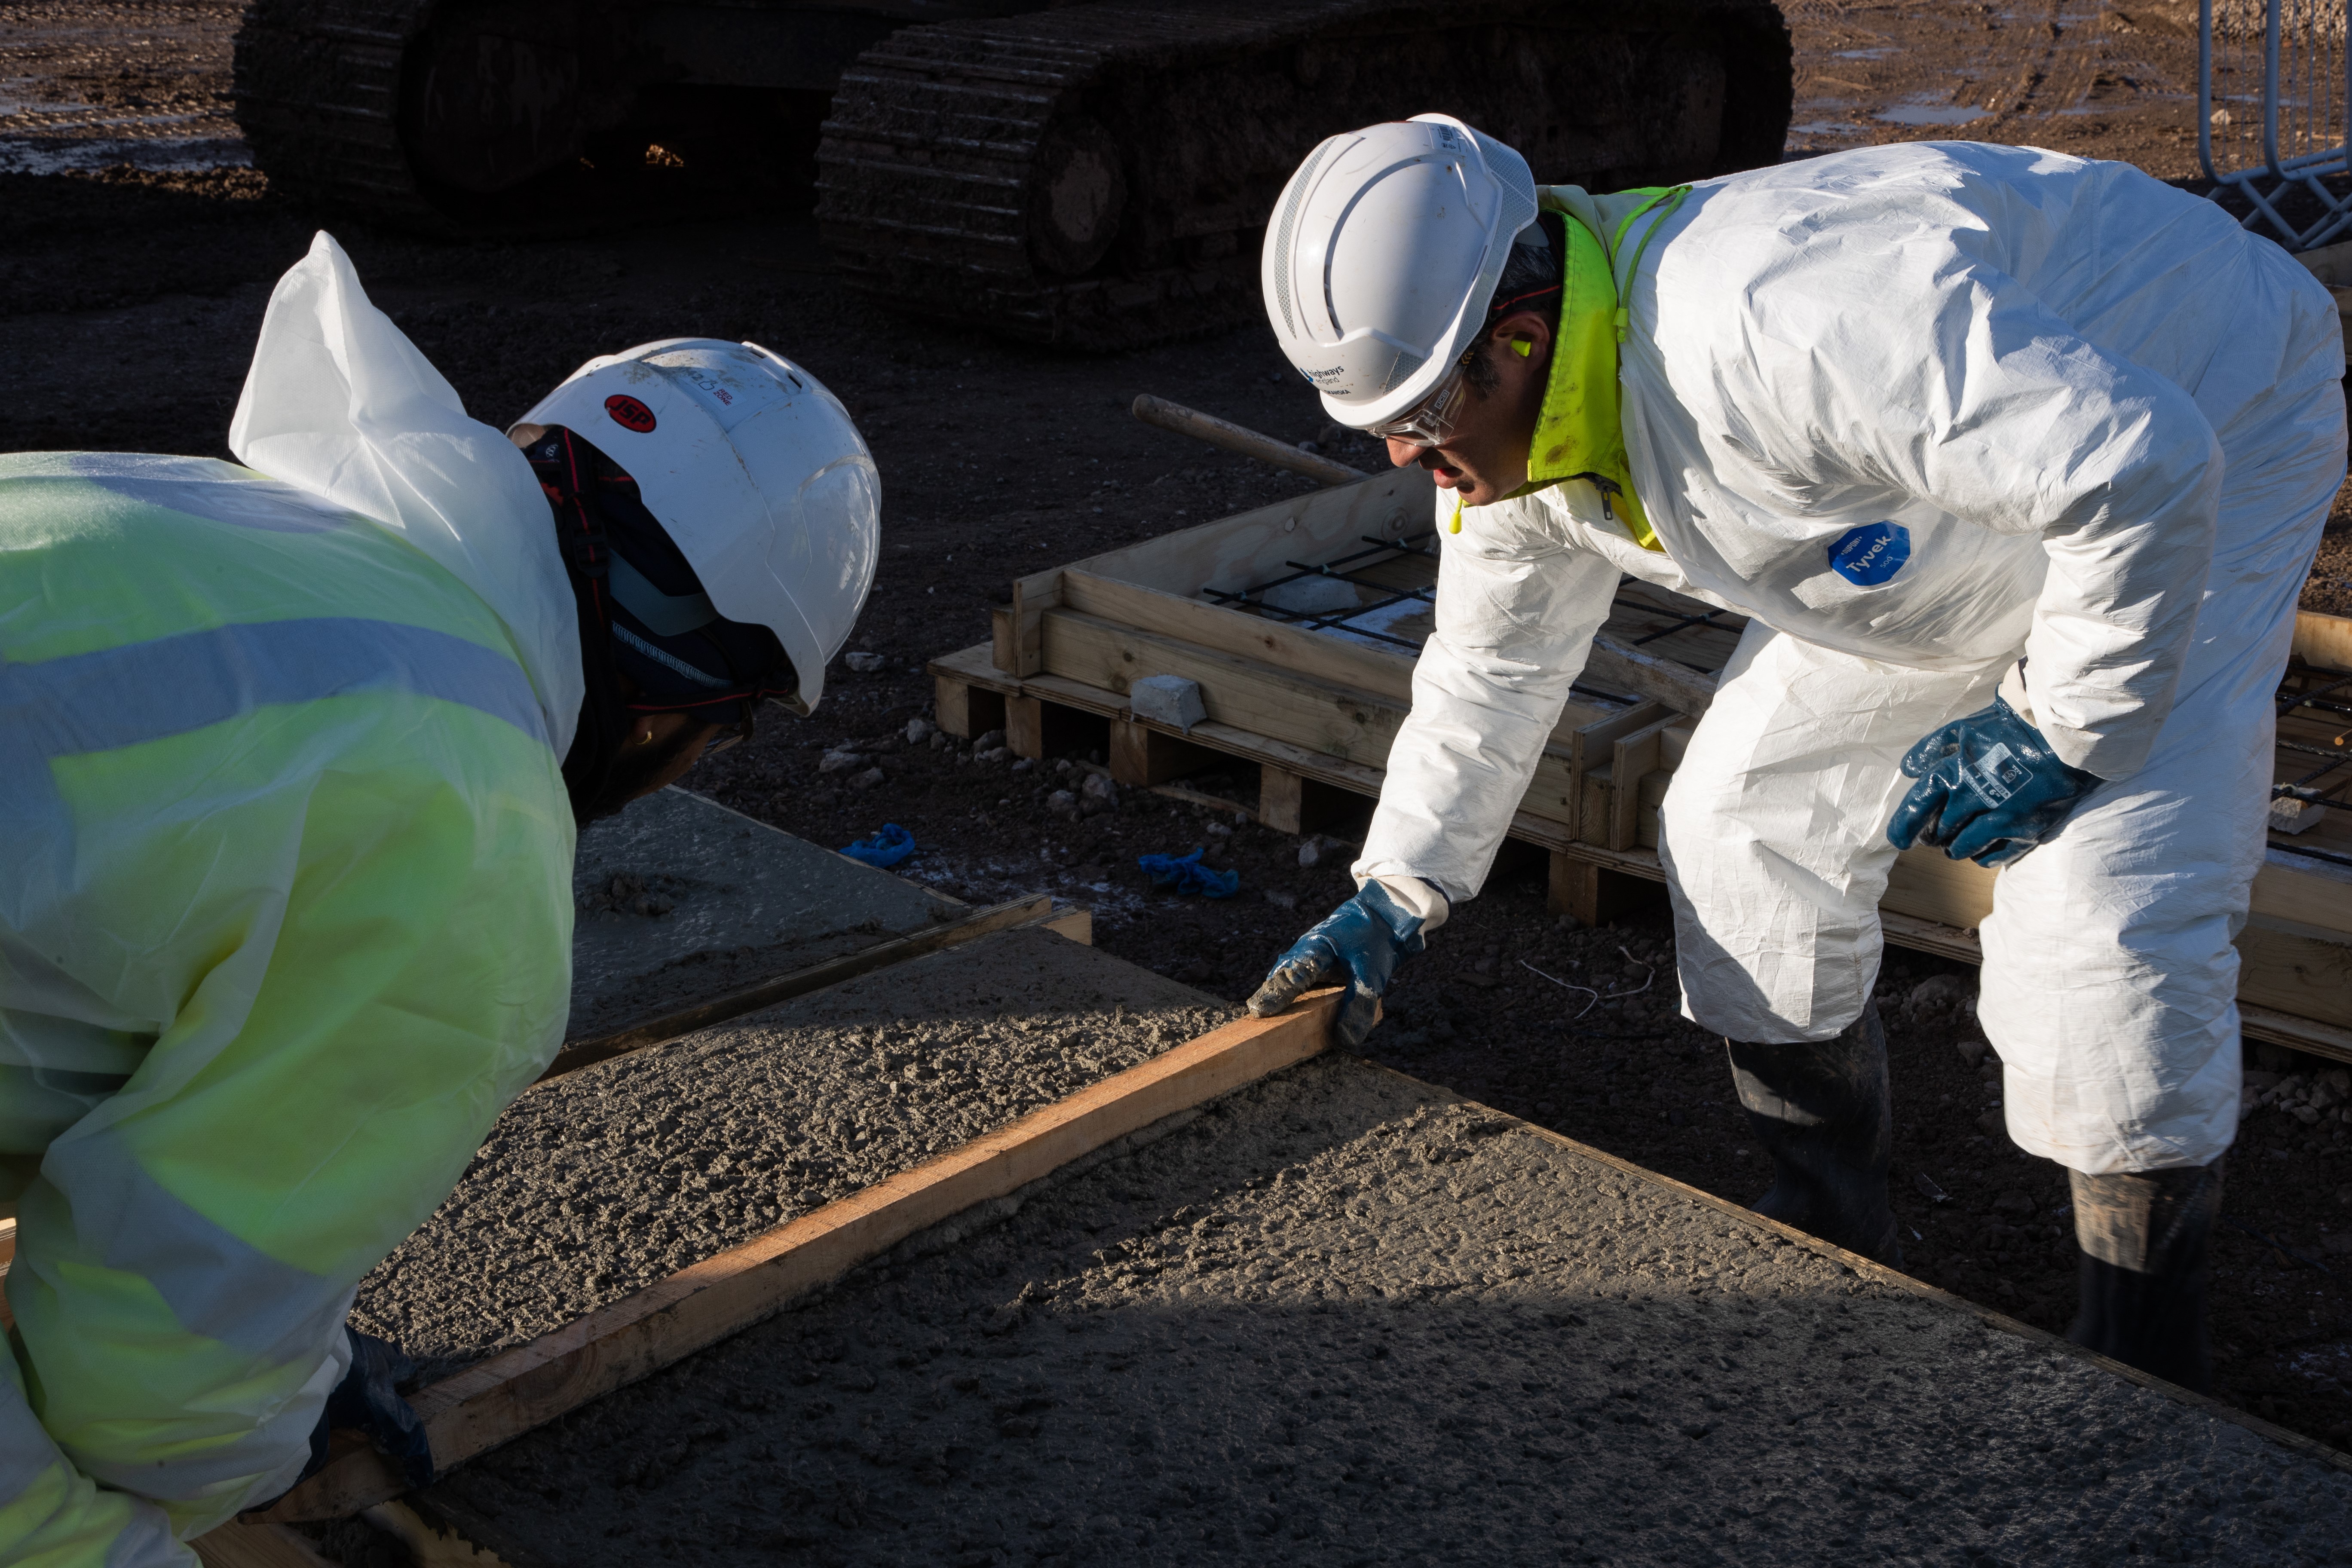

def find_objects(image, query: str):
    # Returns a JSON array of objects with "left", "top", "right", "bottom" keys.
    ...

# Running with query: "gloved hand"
[
  {"left": 1886, "top": 695, "right": 2102, "bottom": 868},
  {"left": 300, "top": 1328, "right": 435, "bottom": 1490},
  {"left": 1246, "top": 880, "right": 1427, "bottom": 1047}
]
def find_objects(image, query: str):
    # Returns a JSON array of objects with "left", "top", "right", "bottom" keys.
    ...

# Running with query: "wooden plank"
[
  {"left": 194, "top": 1521, "right": 338, "bottom": 1568},
  {"left": 1571, "top": 701, "right": 1670, "bottom": 776},
  {"left": 1255, "top": 766, "right": 1354, "bottom": 836},
  {"left": 536, "top": 896, "right": 1052, "bottom": 1082},
  {"left": 1055, "top": 469, "right": 1436, "bottom": 599},
  {"left": 1041, "top": 906, "right": 1093, "bottom": 945},
  {"left": 2241, "top": 1001, "right": 2352, "bottom": 1066},
  {"left": 1004, "top": 692, "right": 1047, "bottom": 759},
  {"left": 1042, "top": 607, "right": 1403, "bottom": 774},
  {"left": 989, "top": 608, "right": 1012, "bottom": 674},
  {"left": 2253, "top": 851, "right": 2352, "bottom": 938},
  {"left": 2295, "top": 609, "right": 2352, "bottom": 674},
  {"left": 1882, "top": 846, "right": 1999, "bottom": 931},
  {"left": 1547, "top": 853, "right": 1654, "bottom": 926},
  {"left": 1062, "top": 567, "right": 1419, "bottom": 709},
  {"left": 266, "top": 987, "right": 1352, "bottom": 1524},
  {"left": 932, "top": 641, "right": 1018, "bottom": 695},
  {"left": 933, "top": 673, "right": 1003, "bottom": 741},
  {"left": 1608, "top": 717, "right": 1676, "bottom": 851},
  {"left": 1005, "top": 570, "right": 1060, "bottom": 678},
  {"left": 1108, "top": 717, "right": 1218, "bottom": 787},
  {"left": 2239, "top": 919, "right": 2352, "bottom": 1028},
  {"left": 1259, "top": 763, "right": 1308, "bottom": 835},
  {"left": 1585, "top": 632, "right": 1718, "bottom": 716}
]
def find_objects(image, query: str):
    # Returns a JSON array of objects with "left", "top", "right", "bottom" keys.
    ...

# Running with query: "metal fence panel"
[{"left": 2201, "top": 0, "right": 2352, "bottom": 248}]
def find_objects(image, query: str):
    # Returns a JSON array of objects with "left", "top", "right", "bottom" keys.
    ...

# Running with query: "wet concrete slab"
[
  {"left": 568, "top": 788, "right": 961, "bottom": 1043},
  {"left": 425, "top": 1054, "right": 2352, "bottom": 1567},
  {"left": 356, "top": 925, "right": 1231, "bottom": 1382}
]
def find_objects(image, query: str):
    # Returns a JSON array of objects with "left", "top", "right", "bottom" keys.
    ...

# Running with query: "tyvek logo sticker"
[
  {"left": 605, "top": 394, "right": 656, "bottom": 433},
  {"left": 1828, "top": 521, "right": 1910, "bottom": 585}
]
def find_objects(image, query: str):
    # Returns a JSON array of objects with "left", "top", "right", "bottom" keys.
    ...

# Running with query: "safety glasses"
[{"left": 1363, "top": 359, "right": 1471, "bottom": 448}]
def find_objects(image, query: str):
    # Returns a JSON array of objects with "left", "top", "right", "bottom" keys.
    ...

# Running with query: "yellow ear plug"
[{"left": 1513, "top": 339, "right": 1532, "bottom": 358}]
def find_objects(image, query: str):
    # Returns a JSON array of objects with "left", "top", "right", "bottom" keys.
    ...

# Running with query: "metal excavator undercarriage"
[{"left": 233, "top": 0, "right": 1792, "bottom": 346}]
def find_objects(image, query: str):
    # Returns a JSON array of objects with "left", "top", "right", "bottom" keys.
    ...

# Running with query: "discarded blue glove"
[
  {"left": 1246, "top": 880, "right": 1426, "bottom": 1047},
  {"left": 1137, "top": 847, "right": 1238, "bottom": 899},
  {"left": 1886, "top": 695, "right": 2102, "bottom": 868},
  {"left": 301, "top": 1328, "right": 434, "bottom": 1491},
  {"left": 841, "top": 823, "right": 916, "bottom": 869}
]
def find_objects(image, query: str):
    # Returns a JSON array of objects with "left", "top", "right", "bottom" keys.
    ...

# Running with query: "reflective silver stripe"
[
  {"left": 611, "top": 624, "right": 729, "bottom": 688},
  {"left": 2, "top": 617, "right": 548, "bottom": 758},
  {"left": 37, "top": 1133, "right": 349, "bottom": 1362}
]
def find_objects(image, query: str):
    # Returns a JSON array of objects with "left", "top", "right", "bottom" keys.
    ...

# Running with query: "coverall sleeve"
[
  {"left": 7, "top": 745, "right": 572, "bottom": 1550},
  {"left": 1354, "top": 489, "right": 1623, "bottom": 901},
  {"left": 1729, "top": 258, "right": 2224, "bottom": 778}
]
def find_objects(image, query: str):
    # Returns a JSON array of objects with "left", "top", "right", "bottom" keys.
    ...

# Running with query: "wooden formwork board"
[
  {"left": 254, "top": 986, "right": 1351, "bottom": 1525},
  {"left": 930, "top": 640, "right": 2352, "bottom": 1067}
]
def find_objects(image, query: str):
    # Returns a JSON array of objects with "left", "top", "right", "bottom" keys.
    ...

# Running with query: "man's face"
[{"left": 1382, "top": 313, "right": 1554, "bottom": 508}]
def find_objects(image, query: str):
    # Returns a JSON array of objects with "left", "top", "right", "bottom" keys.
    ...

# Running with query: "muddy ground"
[
  {"left": 398, "top": 1056, "right": 2352, "bottom": 1567},
  {"left": 353, "top": 927, "right": 1231, "bottom": 1381},
  {"left": 4, "top": 0, "right": 2350, "bottom": 1455}
]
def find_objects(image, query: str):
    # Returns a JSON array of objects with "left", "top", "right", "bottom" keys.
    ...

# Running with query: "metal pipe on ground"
[{"left": 1130, "top": 394, "right": 1367, "bottom": 487}]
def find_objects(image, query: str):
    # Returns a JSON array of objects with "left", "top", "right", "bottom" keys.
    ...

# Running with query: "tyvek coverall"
[
  {"left": 1354, "top": 141, "right": 2346, "bottom": 1176},
  {"left": 0, "top": 234, "right": 579, "bottom": 1561}
]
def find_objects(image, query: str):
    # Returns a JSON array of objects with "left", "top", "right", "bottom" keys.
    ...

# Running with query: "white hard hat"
[
  {"left": 1262, "top": 114, "right": 1539, "bottom": 429},
  {"left": 514, "top": 339, "right": 878, "bottom": 714}
]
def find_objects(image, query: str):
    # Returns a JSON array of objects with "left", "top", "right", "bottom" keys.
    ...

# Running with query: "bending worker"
[
  {"left": 1250, "top": 121, "right": 2343, "bottom": 1391},
  {"left": 0, "top": 234, "right": 877, "bottom": 1560}
]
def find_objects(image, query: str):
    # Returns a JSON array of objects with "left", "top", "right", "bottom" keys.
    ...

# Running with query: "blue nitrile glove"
[
  {"left": 1886, "top": 695, "right": 2102, "bottom": 869},
  {"left": 300, "top": 1328, "right": 435, "bottom": 1490},
  {"left": 1245, "top": 880, "right": 1427, "bottom": 1047},
  {"left": 842, "top": 822, "right": 916, "bottom": 868}
]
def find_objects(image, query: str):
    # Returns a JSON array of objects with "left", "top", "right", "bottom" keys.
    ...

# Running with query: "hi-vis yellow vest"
[{"left": 1451, "top": 185, "right": 1688, "bottom": 552}]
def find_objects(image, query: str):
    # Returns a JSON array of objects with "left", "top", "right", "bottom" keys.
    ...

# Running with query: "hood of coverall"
[{"left": 227, "top": 232, "right": 585, "bottom": 759}]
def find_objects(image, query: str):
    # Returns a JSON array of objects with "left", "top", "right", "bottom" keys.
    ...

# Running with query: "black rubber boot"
[
  {"left": 2067, "top": 1161, "right": 2221, "bottom": 1394},
  {"left": 1724, "top": 1000, "right": 1900, "bottom": 1264}
]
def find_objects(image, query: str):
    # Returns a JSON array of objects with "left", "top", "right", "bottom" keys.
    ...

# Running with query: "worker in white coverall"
[
  {"left": 0, "top": 234, "right": 879, "bottom": 1562},
  {"left": 1249, "top": 119, "right": 2345, "bottom": 1393}
]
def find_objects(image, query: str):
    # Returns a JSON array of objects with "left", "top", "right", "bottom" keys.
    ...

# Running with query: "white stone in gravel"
[{"left": 818, "top": 750, "right": 867, "bottom": 774}]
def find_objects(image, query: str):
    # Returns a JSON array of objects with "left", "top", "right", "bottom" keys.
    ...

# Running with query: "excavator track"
[
  {"left": 234, "top": 0, "right": 450, "bottom": 227},
  {"left": 232, "top": 0, "right": 1789, "bottom": 341},
  {"left": 816, "top": 0, "right": 1792, "bottom": 346}
]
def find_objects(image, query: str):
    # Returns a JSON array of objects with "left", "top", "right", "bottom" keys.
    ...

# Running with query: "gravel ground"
[
  {"left": 402, "top": 1054, "right": 2352, "bottom": 1568},
  {"left": 350, "top": 927, "right": 1231, "bottom": 1381}
]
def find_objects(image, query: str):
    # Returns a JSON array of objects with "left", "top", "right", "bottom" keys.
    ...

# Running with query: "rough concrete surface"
[
  {"left": 425, "top": 1055, "right": 2352, "bottom": 1568},
  {"left": 353, "top": 927, "right": 1231, "bottom": 1378},
  {"left": 568, "top": 788, "right": 960, "bottom": 1041}
]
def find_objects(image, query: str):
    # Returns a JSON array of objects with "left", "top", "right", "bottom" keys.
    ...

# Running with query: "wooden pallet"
[{"left": 931, "top": 470, "right": 2352, "bottom": 1066}]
